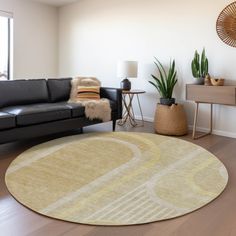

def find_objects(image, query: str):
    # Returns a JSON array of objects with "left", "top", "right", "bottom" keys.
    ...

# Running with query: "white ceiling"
[{"left": 32, "top": 0, "right": 78, "bottom": 7}]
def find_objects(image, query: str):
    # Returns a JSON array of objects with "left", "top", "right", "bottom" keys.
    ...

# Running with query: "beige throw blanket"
[{"left": 68, "top": 77, "right": 111, "bottom": 122}]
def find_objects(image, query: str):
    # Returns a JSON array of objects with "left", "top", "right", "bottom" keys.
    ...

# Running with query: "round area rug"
[{"left": 5, "top": 132, "right": 228, "bottom": 226}]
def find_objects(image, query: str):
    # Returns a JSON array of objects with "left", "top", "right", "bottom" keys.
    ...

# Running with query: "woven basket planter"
[{"left": 154, "top": 104, "right": 188, "bottom": 136}]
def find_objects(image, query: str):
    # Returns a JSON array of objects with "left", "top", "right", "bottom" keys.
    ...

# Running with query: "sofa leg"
[{"left": 112, "top": 119, "right": 116, "bottom": 132}]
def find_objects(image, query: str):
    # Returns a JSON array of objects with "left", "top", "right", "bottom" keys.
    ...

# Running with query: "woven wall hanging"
[{"left": 216, "top": 2, "right": 236, "bottom": 47}]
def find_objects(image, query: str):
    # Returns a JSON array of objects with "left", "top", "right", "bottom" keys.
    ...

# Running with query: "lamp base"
[{"left": 120, "top": 78, "right": 131, "bottom": 91}]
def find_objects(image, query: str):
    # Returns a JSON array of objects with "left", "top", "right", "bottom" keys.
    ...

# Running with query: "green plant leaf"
[
  {"left": 201, "top": 48, "right": 206, "bottom": 77},
  {"left": 149, "top": 80, "right": 159, "bottom": 92},
  {"left": 192, "top": 58, "right": 200, "bottom": 78},
  {"left": 154, "top": 60, "right": 167, "bottom": 95},
  {"left": 166, "top": 59, "right": 175, "bottom": 97},
  {"left": 205, "top": 58, "right": 208, "bottom": 74},
  {"left": 195, "top": 51, "right": 200, "bottom": 71},
  {"left": 150, "top": 74, "right": 165, "bottom": 97},
  {"left": 154, "top": 57, "right": 167, "bottom": 79}
]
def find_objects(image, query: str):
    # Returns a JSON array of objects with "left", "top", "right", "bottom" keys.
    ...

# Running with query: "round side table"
[{"left": 118, "top": 90, "right": 146, "bottom": 127}]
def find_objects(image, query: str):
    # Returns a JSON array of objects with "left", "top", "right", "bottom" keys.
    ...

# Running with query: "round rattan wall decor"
[{"left": 216, "top": 2, "right": 236, "bottom": 47}]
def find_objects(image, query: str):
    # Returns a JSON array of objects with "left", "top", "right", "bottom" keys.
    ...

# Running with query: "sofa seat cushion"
[
  {"left": 0, "top": 112, "right": 16, "bottom": 130},
  {"left": 63, "top": 102, "right": 85, "bottom": 118},
  {"left": 2, "top": 104, "right": 71, "bottom": 126}
]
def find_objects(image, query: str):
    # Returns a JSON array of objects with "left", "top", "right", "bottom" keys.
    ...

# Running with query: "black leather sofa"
[{"left": 0, "top": 78, "right": 122, "bottom": 144}]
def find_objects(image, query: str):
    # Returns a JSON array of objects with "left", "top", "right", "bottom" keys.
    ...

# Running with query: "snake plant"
[
  {"left": 191, "top": 48, "right": 208, "bottom": 79},
  {"left": 149, "top": 58, "right": 177, "bottom": 99}
]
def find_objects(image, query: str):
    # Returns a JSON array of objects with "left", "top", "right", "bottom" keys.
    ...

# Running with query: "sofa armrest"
[{"left": 100, "top": 87, "right": 122, "bottom": 119}]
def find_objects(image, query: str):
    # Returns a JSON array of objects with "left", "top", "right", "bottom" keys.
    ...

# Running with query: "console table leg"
[
  {"left": 192, "top": 102, "right": 199, "bottom": 139},
  {"left": 192, "top": 103, "right": 213, "bottom": 140},
  {"left": 210, "top": 103, "right": 213, "bottom": 134}
]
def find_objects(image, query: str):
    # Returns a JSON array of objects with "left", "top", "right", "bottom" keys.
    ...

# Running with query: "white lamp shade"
[{"left": 117, "top": 61, "right": 138, "bottom": 78}]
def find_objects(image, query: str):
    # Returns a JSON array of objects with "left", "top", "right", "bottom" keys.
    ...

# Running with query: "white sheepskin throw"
[
  {"left": 68, "top": 77, "right": 111, "bottom": 122},
  {"left": 82, "top": 99, "right": 111, "bottom": 122}
]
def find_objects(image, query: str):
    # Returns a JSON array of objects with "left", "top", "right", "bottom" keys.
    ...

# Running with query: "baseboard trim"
[
  {"left": 188, "top": 125, "right": 236, "bottom": 139},
  {"left": 135, "top": 116, "right": 154, "bottom": 123},
  {"left": 135, "top": 115, "right": 236, "bottom": 139}
]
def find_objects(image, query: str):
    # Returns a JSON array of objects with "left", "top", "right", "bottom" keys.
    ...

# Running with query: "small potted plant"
[
  {"left": 149, "top": 57, "right": 177, "bottom": 106},
  {"left": 191, "top": 48, "right": 208, "bottom": 85}
]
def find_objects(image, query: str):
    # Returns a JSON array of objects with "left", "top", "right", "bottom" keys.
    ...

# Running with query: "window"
[{"left": 0, "top": 11, "right": 13, "bottom": 80}]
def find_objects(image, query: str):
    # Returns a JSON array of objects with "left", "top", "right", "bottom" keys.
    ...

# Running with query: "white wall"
[
  {"left": 0, "top": 0, "right": 58, "bottom": 78},
  {"left": 59, "top": 0, "right": 236, "bottom": 137}
]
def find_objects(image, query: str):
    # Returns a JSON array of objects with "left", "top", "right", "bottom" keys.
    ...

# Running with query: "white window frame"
[{"left": 0, "top": 10, "right": 13, "bottom": 80}]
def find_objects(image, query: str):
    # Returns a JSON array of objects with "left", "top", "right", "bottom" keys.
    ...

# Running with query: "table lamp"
[{"left": 117, "top": 61, "right": 138, "bottom": 90}]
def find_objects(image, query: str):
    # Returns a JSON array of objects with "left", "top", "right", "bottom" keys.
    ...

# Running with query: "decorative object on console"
[
  {"left": 210, "top": 78, "right": 225, "bottom": 86},
  {"left": 68, "top": 77, "right": 111, "bottom": 122},
  {"left": 191, "top": 48, "right": 208, "bottom": 85},
  {"left": 216, "top": 2, "right": 236, "bottom": 48},
  {"left": 204, "top": 74, "right": 225, "bottom": 86},
  {"left": 117, "top": 61, "right": 138, "bottom": 91},
  {"left": 149, "top": 57, "right": 177, "bottom": 106},
  {"left": 204, "top": 74, "right": 212, "bottom": 86},
  {"left": 5, "top": 132, "right": 228, "bottom": 226}
]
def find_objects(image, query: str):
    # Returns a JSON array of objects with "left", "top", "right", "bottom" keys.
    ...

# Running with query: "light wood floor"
[{"left": 0, "top": 121, "right": 236, "bottom": 236}]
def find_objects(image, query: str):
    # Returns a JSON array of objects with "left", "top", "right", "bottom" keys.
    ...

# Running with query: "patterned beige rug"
[{"left": 5, "top": 132, "right": 228, "bottom": 225}]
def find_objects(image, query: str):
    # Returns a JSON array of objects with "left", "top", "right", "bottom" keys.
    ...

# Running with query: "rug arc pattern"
[{"left": 5, "top": 132, "right": 228, "bottom": 225}]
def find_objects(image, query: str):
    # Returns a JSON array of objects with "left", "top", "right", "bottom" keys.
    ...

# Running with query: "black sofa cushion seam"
[{"left": 16, "top": 109, "right": 71, "bottom": 126}]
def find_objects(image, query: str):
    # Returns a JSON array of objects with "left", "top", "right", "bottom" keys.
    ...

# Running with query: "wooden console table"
[{"left": 186, "top": 84, "right": 236, "bottom": 139}]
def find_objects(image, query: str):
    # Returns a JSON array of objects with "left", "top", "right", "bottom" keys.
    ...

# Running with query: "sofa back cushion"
[
  {"left": 0, "top": 79, "right": 49, "bottom": 108},
  {"left": 47, "top": 78, "right": 72, "bottom": 102}
]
